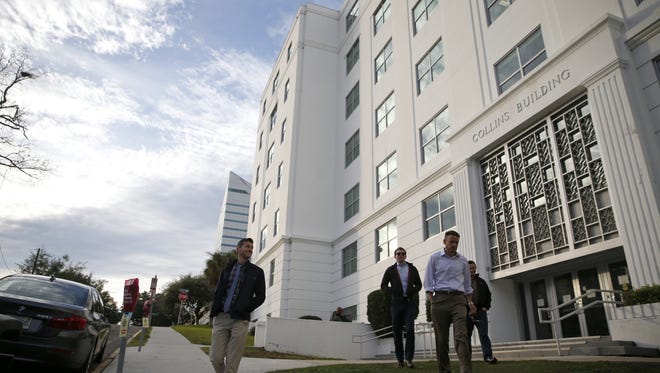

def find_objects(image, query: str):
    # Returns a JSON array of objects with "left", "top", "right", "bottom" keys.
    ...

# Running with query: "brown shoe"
[{"left": 405, "top": 360, "right": 415, "bottom": 368}]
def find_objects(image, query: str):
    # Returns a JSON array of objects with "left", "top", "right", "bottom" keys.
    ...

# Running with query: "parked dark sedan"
[{"left": 0, "top": 274, "right": 110, "bottom": 372}]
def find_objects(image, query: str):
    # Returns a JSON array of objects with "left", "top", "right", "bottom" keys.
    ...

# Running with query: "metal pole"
[
  {"left": 31, "top": 248, "right": 41, "bottom": 274},
  {"left": 177, "top": 300, "right": 183, "bottom": 325}
]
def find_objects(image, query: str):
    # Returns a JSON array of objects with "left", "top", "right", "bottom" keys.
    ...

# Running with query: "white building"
[
  {"left": 214, "top": 171, "right": 251, "bottom": 253},
  {"left": 247, "top": 0, "right": 660, "bottom": 343}
]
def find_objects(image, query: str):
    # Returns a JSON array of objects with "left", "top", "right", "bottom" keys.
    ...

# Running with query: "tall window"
[
  {"left": 421, "top": 107, "right": 450, "bottom": 163},
  {"left": 267, "top": 143, "right": 275, "bottom": 168},
  {"left": 342, "top": 241, "right": 358, "bottom": 277},
  {"left": 373, "top": 0, "right": 391, "bottom": 35},
  {"left": 653, "top": 55, "right": 660, "bottom": 80},
  {"left": 260, "top": 226, "right": 268, "bottom": 252},
  {"left": 251, "top": 202, "right": 256, "bottom": 222},
  {"left": 258, "top": 131, "right": 263, "bottom": 149},
  {"left": 269, "top": 259, "right": 275, "bottom": 287},
  {"left": 346, "top": 82, "right": 360, "bottom": 119},
  {"left": 346, "top": 1, "right": 359, "bottom": 32},
  {"left": 269, "top": 106, "right": 277, "bottom": 131},
  {"left": 287, "top": 42, "right": 292, "bottom": 61},
  {"left": 375, "top": 39, "right": 393, "bottom": 83},
  {"left": 376, "top": 219, "right": 397, "bottom": 261},
  {"left": 272, "top": 71, "right": 279, "bottom": 93},
  {"left": 344, "top": 183, "right": 359, "bottom": 221},
  {"left": 346, "top": 38, "right": 360, "bottom": 74},
  {"left": 496, "top": 27, "right": 546, "bottom": 94},
  {"left": 423, "top": 185, "right": 456, "bottom": 239},
  {"left": 277, "top": 162, "right": 283, "bottom": 187},
  {"left": 284, "top": 79, "right": 290, "bottom": 102},
  {"left": 413, "top": 0, "right": 438, "bottom": 34},
  {"left": 255, "top": 165, "right": 260, "bottom": 185},
  {"left": 376, "top": 93, "right": 395, "bottom": 136},
  {"left": 273, "top": 209, "right": 280, "bottom": 236},
  {"left": 281, "top": 119, "right": 287, "bottom": 143},
  {"left": 377, "top": 153, "right": 397, "bottom": 197},
  {"left": 345, "top": 130, "right": 360, "bottom": 167},
  {"left": 263, "top": 183, "right": 271, "bottom": 208},
  {"left": 416, "top": 38, "right": 444, "bottom": 94},
  {"left": 485, "top": 0, "right": 513, "bottom": 24},
  {"left": 262, "top": 100, "right": 267, "bottom": 115}
]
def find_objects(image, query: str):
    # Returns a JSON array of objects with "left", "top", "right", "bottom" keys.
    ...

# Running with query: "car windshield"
[{"left": 0, "top": 277, "right": 88, "bottom": 306}]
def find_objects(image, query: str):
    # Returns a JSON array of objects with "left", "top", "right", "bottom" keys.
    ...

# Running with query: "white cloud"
[{"left": 0, "top": 0, "right": 183, "bottom": 56}]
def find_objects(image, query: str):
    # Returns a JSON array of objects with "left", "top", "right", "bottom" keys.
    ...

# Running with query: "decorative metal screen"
[{"left": 481, "top": 95, "right": 618, "bottom": 272}]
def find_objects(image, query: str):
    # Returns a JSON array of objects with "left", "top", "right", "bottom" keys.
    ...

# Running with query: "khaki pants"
[
  {"left": 430, "top": 294, "right": 471, "bottom": 373},
  {"left": 209, "top": 313, "right": 249, "bottom": 373}
]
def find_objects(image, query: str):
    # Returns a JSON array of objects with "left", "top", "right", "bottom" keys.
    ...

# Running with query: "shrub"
[
  {"left": 623, "top": 284, "right": 660, "bottom": 306},
  {"left": 367, "top": 289, "right": 392, "bottom": 337},
  {"left": 299, "top": 315, "right": 322, "bottom": 320}
]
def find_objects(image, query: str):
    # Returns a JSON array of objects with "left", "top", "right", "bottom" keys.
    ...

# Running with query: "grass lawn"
[
  {"left": 172, "top": 324, "right": 334, "bottom": 360},
  {"left": 127, "top": 327, "right": 151, "bottom": 347},
  {"left": 273, "top": 360, "right": 660, "bottom": 373}
]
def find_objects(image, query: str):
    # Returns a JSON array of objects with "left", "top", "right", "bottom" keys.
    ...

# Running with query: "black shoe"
[
  {"left": 405, "top": 360, "right": 415, "bottom": 368},
  {"left": 485, "top": 357, "right": 498, "bottom": 364},
  {"left": 397, "top": 361, "right": 405, "bottom": 368}
]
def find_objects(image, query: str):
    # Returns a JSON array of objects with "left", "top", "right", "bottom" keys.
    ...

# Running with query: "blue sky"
[{"left": 0, "top": 0, "right": 344, "bottom": 304}]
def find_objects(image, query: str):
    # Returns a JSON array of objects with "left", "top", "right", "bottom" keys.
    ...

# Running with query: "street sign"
[
  {"left": 123, "top": 278, "right": 140, "bottom": 313},
  {"left": 178, "top": 291, "right": 188, "bottom": 302},
  {"left": 150, "top": 276, "right": 158, "bottom": 299}
]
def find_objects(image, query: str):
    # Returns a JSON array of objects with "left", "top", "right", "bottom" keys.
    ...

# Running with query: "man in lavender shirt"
[{"left": 424, "top": 230, "right": 476, "bottom": 373}]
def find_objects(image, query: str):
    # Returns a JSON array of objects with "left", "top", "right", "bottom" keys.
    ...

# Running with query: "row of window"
[{"left": 342, "top": 184, "right": 455, "bottom": 277}]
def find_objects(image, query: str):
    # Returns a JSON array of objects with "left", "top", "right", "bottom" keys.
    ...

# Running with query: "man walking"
[
  {"left": 209, "top": 238, "right": 266, "bottom": 373},
  {"left": 467, "top": 260, "right": 497, "bottom": 364},
  {"left": 424, "top": 230, "right": 476, "bottom": 373},
  {"left": 380, "top": 247, "right": 423, "bottom": 368}
]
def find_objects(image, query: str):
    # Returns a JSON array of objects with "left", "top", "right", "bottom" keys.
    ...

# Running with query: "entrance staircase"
[{"left": 374, "top": 336, "right": 660, "bottom": 360}]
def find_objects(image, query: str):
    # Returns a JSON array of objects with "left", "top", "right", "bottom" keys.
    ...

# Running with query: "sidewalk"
[{"left": 98, "top": 326, "right": 358, "bottom": 373}]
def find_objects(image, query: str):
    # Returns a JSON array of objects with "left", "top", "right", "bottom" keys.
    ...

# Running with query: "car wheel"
[{"left": 76, "top": 339, "right": 96, "bottom": 373}]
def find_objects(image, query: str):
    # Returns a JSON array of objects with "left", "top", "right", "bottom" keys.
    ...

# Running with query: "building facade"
[
  {"left": 247, "top": 0, "right": 660, "bottom": 342},
  {"left": 214, "top": 171, "right": 251, "bottom": 253}
]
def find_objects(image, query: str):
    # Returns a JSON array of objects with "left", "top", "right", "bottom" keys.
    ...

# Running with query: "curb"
[{"left": 92, "top": 329, "right": 143, "bottom": 373}]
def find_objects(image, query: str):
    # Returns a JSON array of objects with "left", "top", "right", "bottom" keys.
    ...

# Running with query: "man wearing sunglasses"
[{"left": 380, "top": 247, "right": 423, "bottom": 368}]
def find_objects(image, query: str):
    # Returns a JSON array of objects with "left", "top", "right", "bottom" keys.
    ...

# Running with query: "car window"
[{"left": 0, "top": 277, "right": 88, "bottom": 306}]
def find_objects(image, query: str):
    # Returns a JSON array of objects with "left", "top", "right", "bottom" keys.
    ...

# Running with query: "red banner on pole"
[{"left": 123, "top": 278, "right": 140, "bottom": 313}]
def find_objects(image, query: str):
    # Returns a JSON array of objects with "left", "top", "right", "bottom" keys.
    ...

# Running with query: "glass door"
[
  {"left": 530, "top": 279, "right": 553, "bottom": 339},
  {"left": 554, "top": 273, "right": 581, "bottom": 338},
  {"left": 578, "top": 268, "right": 609, "bottom": 336}
]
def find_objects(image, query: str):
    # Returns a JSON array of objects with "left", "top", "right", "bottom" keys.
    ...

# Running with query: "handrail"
[
  {"left": 352, "top": 322, "right": 436, "bottom": 359},
  {"left": 537, "top": 289, "right": 623, "bottom": 355}
]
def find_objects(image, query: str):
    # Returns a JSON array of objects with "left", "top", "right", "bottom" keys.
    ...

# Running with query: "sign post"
[
  {"left": 117, "top": 278, "right": 139, "bottom": 373},
  {"left": 176, "top": 289, "right": 188, "bottom": 325}
]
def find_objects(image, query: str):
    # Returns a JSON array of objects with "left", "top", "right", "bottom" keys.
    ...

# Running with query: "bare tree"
[{"left": 0, "top": 48, "right": 48, "bottom": 177}]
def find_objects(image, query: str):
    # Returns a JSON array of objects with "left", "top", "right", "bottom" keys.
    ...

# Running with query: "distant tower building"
[{"left": 215, "top": 171, "right": 251, "bottom": 253}]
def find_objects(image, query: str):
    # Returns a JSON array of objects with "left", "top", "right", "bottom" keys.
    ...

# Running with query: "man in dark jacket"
[
  {"left": 209, "top": 238, "right": 265, "bottom": 373},
  {"left": 380, "top": 247, "right": 423, "bottom": 368},
  {"left": 467, "top": 260, "right": 497, "bottom": 364}
]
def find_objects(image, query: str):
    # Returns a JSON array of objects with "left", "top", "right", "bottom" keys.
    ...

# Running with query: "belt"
[{"left": 433, "top": 290, "right": 463, "bottom": 296}]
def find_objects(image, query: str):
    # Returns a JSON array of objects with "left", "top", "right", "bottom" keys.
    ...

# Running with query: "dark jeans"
[
  {"left": 467, "top": 309, "right": 493, "bottom": 360},
  {"left": 391, "top": 298, "right": 416, "bottom": 362}
]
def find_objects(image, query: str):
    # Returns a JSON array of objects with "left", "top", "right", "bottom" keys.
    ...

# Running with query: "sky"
[{"left": 0, "top": 0, "right": 344, "bottom": 306}]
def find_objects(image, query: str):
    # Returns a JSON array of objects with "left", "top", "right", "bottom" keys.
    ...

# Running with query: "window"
[
  {"left": 413, "top": 0, "right": 438, "bottom": 34},
  {"left": 260, "top": 226, "right": 268, "bottom": 251},
  {"left": 281, "top": 119, "right": 287, "bottom": 143},
  {"left": 377, "top": 153, "right": 397, "bottom": 197},
  {"left": 258, "top": 131, "right": 263, "bottom": 150},
  {"left": 287, "top": 42, "right": 292, "bottom": 61},
  {"left": 267, "top": 143, "right": 275, "bottom": 168},
  {"left": 376, "top": 93, "right": 395, "bottom": 136},
  {"left": 272, "top": 71, "right": 280, "bottom": 93},
  {"left": 376, "top": 219, "right": 397, "bottom": 261},
  {"left": 496, "top": 27, "right": 546, "bottom": 94},
  {"left": 342, "top": 241, "right": 358, "bottom": 277},
  {"left": 277, "top": 162, "right": 283, "bottom": 187},
  {"left": 343, "top": 305, "right": 357, "bottom": 321},
  {"left": 251, "top": 202, "right": 256, "bottom": 222},
  {"left": 416, "top": 38, "right": 444, "bottom": 94},
  {"left": 375, "top": 39, "right": 393, "bottom": 82},
  {"left": 269, "top": 259, "right": 275, "bottom": 287},
  {"left": 255, "top": 165, "right": 260, "bottom": 185},
  {"left": 485, "top": 0, "right": 513, "bottom": 24},
  {"left": 346, "top": 1, "right": 359, "bottom": 32},
  {"left": 345, "top": 130, "right": 360, "bottom": 167},
  {"left": 269, "top": 106, "right": 277, "bottom": 131},
  {"left": 344, "top": 183, "right": 359, "bottom": 221},
  {"left": 373, "top": 0, "right": 391, "bottom": 35},
  {"left": 654, "top": 56, "right": 660, "bottom": 80},
  {"left": 262, "top": 100, "right": 267, "bottom": 115},
  {"left": 284, "top": 79, "right": 290, "bottom": 102},
  {"left": 421, "top": 107, "right": 450, "bottom": 163},
  {"left": 346, "top": 38, "right": 360, "bottom": 74},
  {"left": 346, "top": 82, "right": 360, "bottom": 118},
  {"left": 274, "top": 209, "right": 280, "bottom": 236},
  {"left": 263, "top": 183, "right": 271, "bottom": 208},
  {"left": 422, "top": 185, "right": 456, "bottom": 239}
]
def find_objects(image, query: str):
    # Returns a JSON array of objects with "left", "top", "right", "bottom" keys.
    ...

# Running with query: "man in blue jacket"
[
  {"left": 210, "top": 238, "right": 265, "bottom": 373},
  {"left": 381, "top": 247, "right": 423, "bottom": 368}
]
